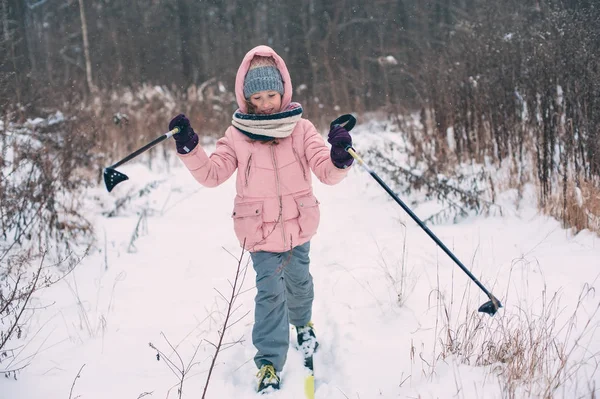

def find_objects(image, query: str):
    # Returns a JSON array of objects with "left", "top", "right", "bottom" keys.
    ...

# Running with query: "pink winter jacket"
[{"left": 178, "top": 46, "right": 350, "bottom": 253}]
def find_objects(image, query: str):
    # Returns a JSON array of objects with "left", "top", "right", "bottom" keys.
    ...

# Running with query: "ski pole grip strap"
[{"left": 330, "top": 114, "right": 356, "bottom": 132}]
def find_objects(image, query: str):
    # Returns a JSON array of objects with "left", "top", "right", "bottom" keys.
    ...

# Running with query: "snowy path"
[{"left": 2, "top": 136, "right": 600, "bottom": 399}]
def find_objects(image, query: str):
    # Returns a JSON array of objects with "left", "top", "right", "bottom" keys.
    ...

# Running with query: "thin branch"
[
  {"left": 68, "top": 364, "right": 85, "bottom": 399},
  {"left": 148, "top": 343, "right": 181, "bottom": 379},
  {"left": 213, "top": 288, "right": 230, "bottom": 305},
  {"left": 0, "top": 274, "right": 22, "bottom": 315},
  {"left": 0, "top": 253, "right": 45, "bottom": 350},
  {"left": 160, "top": 332, "right": 185, "bottom": 373},
  {"left": 227, "top": 311, "right": 251, "bottom": 330},
  {"left": 26, "top": 0, "right": 53, "bottom": 10},
  {"left": 201, "top": 243, "right": 247, "bottom": 399}
]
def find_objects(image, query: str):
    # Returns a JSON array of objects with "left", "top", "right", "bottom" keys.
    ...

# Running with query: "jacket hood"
[{"left": 235, "top": 45, "right": 293, "bottom": 114}]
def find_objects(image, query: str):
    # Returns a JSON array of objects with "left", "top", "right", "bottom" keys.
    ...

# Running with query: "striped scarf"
[{"left": 232, "top": 102, "right": 303, "bottom": 141}]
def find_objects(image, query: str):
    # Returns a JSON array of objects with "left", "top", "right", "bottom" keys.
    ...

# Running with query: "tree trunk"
[
  {"left": 2, "top": 0, "right": 31, "bottom": 117},
  {"left": 78, "top": 0, "right": 96, "bottom": 94},
  {"left": 177, "top": 0, "right": 192, "bottom": 86}
]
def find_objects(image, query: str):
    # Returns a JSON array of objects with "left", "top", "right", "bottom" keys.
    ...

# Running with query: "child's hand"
[
  {"left": 169, "top": 114, "right": 199, "bottom": 153},
  {"left": 169, "top": 114, "right": 195, "bottom": 142},
  {"left": 328, "top": 126, "right": 353, "bottom": 169}
]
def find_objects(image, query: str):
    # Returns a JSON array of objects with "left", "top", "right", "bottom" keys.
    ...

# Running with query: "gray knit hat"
[{"left": 243, "top": 56, "right": 284, "bottom": 98}]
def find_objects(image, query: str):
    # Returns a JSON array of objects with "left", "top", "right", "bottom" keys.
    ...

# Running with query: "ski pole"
[
  {"left": 103, "top": 127, "right": 180, "bottom": 192},
  {"left": 332, "top": 114, "right": 502, "bottom": 316}
]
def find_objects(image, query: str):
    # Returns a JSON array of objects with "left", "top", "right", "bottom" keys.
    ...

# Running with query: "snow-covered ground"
[{"left": 2, "top": 124, "right": 599, "bottom": 399}]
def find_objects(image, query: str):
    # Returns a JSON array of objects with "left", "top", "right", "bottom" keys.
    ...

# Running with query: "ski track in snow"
[{"left": 2, "top": 133, "right": 600, "bottom": 399}]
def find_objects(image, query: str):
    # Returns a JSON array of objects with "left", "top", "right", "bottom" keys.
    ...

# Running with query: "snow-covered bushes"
[
  {"left": 0, "top": 113, "right": 93, "bottom": 376},
  {"left": 359, "top": 110, "right": 600, "bottom": 236},
  {"left": 354, "top": 116, "right": 501, "bottom": 225}
]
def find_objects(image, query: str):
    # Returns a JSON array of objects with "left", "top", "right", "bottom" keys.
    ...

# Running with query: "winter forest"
[{"left": 1, "top": 0, "right": 600, "bottom": 398}]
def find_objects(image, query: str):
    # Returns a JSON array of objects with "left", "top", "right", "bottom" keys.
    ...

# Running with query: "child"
[{"left": 168, "top": 45, "right": 354, "bottom": 392}]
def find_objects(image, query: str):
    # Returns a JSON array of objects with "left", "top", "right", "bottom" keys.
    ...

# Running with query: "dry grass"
[
  {"left": 434, "top": 278, "right": 600, "bottom": 398},
  {"left": 543, "top": 178, "right": 600, "bottom": 236},
  {"left": 375, "top": 229, "right": 418, "bottom": 307}
]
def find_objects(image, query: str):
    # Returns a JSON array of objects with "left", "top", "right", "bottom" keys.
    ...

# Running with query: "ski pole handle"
[
  {"left": 330, "top": 114, "right": 367, "bottom": 170},
  {"left": 167, "top": 127, "right": 180, "bottom": 138},
  {"left": 346, "top": 145, "right": 377, "bottom": 175},
  {"left": 330, "top": 114, "right": 357, "bottom": 131},
  {"left": 345, "top": 146, "right": 364, "bottom": 165}
]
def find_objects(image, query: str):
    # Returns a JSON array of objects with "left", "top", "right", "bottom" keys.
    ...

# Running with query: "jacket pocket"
[
  {"left": 232, "top": 201, "right": 264, "bottom": 246},
  {"left": 294, "top": 194, "right": 320, "bottom": 238}
]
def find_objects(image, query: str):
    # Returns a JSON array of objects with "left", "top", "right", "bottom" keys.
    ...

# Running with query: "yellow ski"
[
  {"left": 304, "top": 374, "right": 315, "bottom": 399},
  {"left": 303, "top": 351, "right": 315, "bottom": 399}
]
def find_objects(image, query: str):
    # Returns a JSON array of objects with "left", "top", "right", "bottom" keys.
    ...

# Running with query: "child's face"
[{"left": 249, "top": 90, "right": 282, "bottom": 114}]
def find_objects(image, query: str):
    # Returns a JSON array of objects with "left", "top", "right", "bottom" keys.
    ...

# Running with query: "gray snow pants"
[{"left": 250, "top": 241, "right": 313, "bottom": 372}]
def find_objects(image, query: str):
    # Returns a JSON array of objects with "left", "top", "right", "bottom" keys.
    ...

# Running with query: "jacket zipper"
[
  {"left": 270, "top": 143, "right": 287, "bottom": 249},
  {"left": 245, "top": 154, "right": 252, "bottom": 187},
  {"left": 293, "top": 148, "right": 308, "bottom": 181}
]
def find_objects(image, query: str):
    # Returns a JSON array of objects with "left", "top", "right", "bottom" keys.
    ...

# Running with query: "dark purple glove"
[
  {"left": 169, "top": 114, "right": 199, "bottom": 154},
  {"left": 328, "top": 125, "right": 354, "bottom": 169}
]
